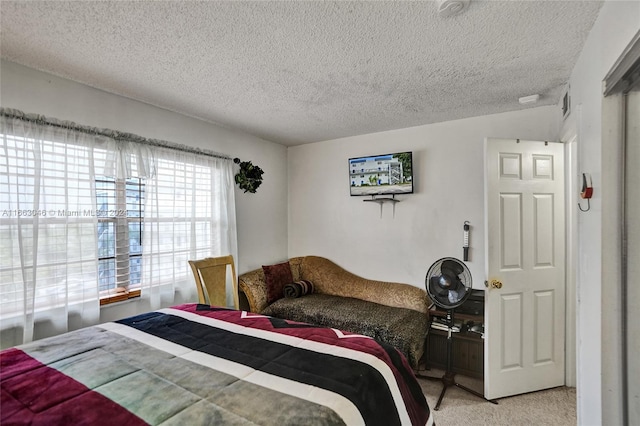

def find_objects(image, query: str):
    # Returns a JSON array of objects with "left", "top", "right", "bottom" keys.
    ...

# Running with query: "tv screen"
[{"left": 349, "top": 151, "right": 413, "bottom": 196}]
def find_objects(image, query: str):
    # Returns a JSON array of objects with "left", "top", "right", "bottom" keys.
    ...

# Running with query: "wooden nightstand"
[{"left": 425, "top": 308, "right": 484, "bottom": 379}]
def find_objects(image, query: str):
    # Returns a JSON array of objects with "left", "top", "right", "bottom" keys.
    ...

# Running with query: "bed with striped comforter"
[{"left": 1, "top": 304, "right": 433, "bottom": 425}]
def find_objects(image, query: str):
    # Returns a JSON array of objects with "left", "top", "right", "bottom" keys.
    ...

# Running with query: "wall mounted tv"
[{"left": 349, "top": 151, "right": 413, "bottom": 196}]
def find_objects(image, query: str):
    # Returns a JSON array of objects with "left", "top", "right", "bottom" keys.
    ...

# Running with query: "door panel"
[
  {"left": 534, "top": 290, "right": 554, "bottom": 363},
  {"left": 501, "top": 293, "right": 523, "bottom": 370},
  {"left": 533, "top": 194, "right": 554, "bottom": 266},
  {"left": 500, "top": 194, "right": 522, "bottom": 269},
  {"left": 485, "top": 138, "right": 565, "bottom": 399}
]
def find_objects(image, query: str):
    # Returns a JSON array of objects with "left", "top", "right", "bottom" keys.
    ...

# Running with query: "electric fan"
[
  {"left": 426, "top": 258, "right": 471, "bottom": 310},
  {"left": 417, "top": 257, "right": 497, "bottom": 410}
]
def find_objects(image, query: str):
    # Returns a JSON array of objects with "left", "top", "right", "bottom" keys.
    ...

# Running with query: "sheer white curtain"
[
  {"left": 141, "top": 147, "right": 237, "bottom": 308},
  {"left": 1, "top": 109, "right": 237, "bottom": 345},
  {"left": 0, "top": 114, "right": 102, "bottom": 344}
]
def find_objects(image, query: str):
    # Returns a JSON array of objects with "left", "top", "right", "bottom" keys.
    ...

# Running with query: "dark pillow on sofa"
[
  {"left": 263, "top": 261, "right": 293, "bottom": 304},
  {"left": 283, "top": 280, "right": 314, "bottom": 298}
]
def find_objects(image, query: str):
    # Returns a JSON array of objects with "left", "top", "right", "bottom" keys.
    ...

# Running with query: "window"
[
  {"left": 141, "top": 157, "right": 222, "bottom": 286},
  {"left": 1, "top": 133, "right": 100, "bottom": 319},
  {"left": 96, "top": 176, "right": 145, "bottom": 303},
  {"left": 1, "top": 108, "right": 237, "bottom": 344}
]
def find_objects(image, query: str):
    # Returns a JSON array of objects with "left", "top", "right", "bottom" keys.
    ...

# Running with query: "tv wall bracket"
[{"left": 363, "top": 194, "right": 400, "bottom": 218}]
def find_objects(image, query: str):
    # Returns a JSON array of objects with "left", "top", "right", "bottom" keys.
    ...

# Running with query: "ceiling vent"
[{"left": 437, "top": 0, "right": 471, "bottom": 17}]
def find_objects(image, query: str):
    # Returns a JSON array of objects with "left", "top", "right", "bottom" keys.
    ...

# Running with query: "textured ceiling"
[{"left": 0, "top": 1, "right": 603, "bottom": 146}]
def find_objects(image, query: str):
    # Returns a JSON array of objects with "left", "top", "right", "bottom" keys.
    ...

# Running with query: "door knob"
[{"left": 490, "top": 279, "right": 503, "bottom": 289}]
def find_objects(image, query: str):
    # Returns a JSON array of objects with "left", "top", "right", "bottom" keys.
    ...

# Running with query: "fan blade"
[
  {"left": 448, "top": 290, "right": 461, "bottom": 304},
  {"left": 451, "top": 278, "right": 465, "bottom": 292},
  {"left": 430, "top": 276, "right": 449, "bottom": 296},
  {"left": 441, "top": 259, "right": 464, "bottom": 277}
]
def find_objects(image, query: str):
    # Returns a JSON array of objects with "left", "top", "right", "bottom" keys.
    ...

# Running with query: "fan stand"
[{"left": 417, "top": 309, "right": 498, "bottom": 411}]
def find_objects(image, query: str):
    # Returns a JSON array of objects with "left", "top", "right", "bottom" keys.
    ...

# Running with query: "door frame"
[{"left": 563, "top": 133, "right": 578, "bottom": 388}]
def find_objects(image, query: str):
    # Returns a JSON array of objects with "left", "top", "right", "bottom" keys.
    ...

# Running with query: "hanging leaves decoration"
[{"left": 234, "top": 158, "right": 264, "bottom": 193}]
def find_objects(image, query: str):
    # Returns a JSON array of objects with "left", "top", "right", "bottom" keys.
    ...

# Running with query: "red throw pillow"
[{"left": 262, "top": 261, "right": 293, "bottom": 304}]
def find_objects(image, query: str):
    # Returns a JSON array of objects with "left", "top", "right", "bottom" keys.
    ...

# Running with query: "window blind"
[{"left": 0, "top": 108, "right": 237, "bottom": 344}]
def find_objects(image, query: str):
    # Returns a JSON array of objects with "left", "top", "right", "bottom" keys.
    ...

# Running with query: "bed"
[{"left": 1, "top": 304, "right": 433, "bottom": 425}]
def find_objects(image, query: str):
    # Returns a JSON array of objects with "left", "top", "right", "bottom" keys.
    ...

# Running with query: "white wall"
[
  {"left": 561, "top": 2, "right": 640, "bottom": 425},
  {"left": 288, "top": 106, "right": 560, "bottom": 289},
  {"left": 0, "top": 60, "right": 288, "bottom": 327}
]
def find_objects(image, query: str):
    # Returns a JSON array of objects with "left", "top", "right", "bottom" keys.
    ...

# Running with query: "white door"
[{"left": 484, "top": 138, "right": 565, "bottom": 399}]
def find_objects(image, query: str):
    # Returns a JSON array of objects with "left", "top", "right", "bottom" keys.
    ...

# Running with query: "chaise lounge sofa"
[{"left": 238, "top": 255, "right": 430, "bottom": 368}]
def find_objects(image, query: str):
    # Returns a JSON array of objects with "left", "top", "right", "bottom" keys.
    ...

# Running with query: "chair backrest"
[{"left": 188, "top": 255, "right": 239, "bottom": 309}]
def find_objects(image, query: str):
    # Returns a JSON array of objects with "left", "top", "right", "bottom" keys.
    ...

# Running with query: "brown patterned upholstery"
[
  {"left": 238, "top": 256, "right": 431, "bottom": 368},
  {"left": 262, "top": 294, "right": 429, "bottom": 367},
  {"left": 298, "top": 256, "right": 429, "bottom": 314},
  {"left": 239, "top": 256, "right": 430, "bottom": 315}
]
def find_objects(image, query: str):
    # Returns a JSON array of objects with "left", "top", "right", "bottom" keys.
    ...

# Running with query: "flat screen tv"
[{"left": 349, "top": 151, "right": 413, "bottom": 196}]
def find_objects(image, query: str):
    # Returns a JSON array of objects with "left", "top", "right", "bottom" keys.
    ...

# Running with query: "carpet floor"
[{"left": 416, "top": 369, "right": 577, "bottom": 426}]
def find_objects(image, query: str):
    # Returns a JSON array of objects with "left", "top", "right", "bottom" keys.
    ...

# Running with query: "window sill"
[{"left": 100, "top": 289, "right": 141, "bottom": 306}]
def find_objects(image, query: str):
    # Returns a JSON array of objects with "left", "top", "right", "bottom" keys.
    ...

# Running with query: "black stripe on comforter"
[{"left": 117, "top": 310, "right": 402, "bottom": 426}]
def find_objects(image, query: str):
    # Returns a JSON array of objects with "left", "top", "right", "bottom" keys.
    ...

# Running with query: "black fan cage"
[{"left": 425, "top": 257, "right": 472, "bottom": 310}]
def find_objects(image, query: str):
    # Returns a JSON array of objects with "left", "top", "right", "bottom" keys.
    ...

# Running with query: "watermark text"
[{"left": 2, "top": 209, "right": 128, "bottom": 218}]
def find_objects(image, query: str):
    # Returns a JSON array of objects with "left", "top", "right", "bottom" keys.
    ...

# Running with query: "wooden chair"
[{"left": 188, "top": 255, "right": 239, "bottom": 309}]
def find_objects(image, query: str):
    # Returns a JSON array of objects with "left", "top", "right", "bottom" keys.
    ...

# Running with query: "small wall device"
[
  {"left": 579, "top": 173, "right": 593, "bottom": 212},
  {"left": 463, "top": 221, "right": 470, "bottom": 261},
  {"left": 581, "top": 173, "right": 593, "bottom": 199}
]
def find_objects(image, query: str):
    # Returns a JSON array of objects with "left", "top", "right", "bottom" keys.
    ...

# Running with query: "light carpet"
[{"left": 416, "top": 369, "right": 577, "bottom": 426}]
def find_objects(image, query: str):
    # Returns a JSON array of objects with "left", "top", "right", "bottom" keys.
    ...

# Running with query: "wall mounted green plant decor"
[{"left": 233, "top": 158, "right": 264, "bottom": 193}]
